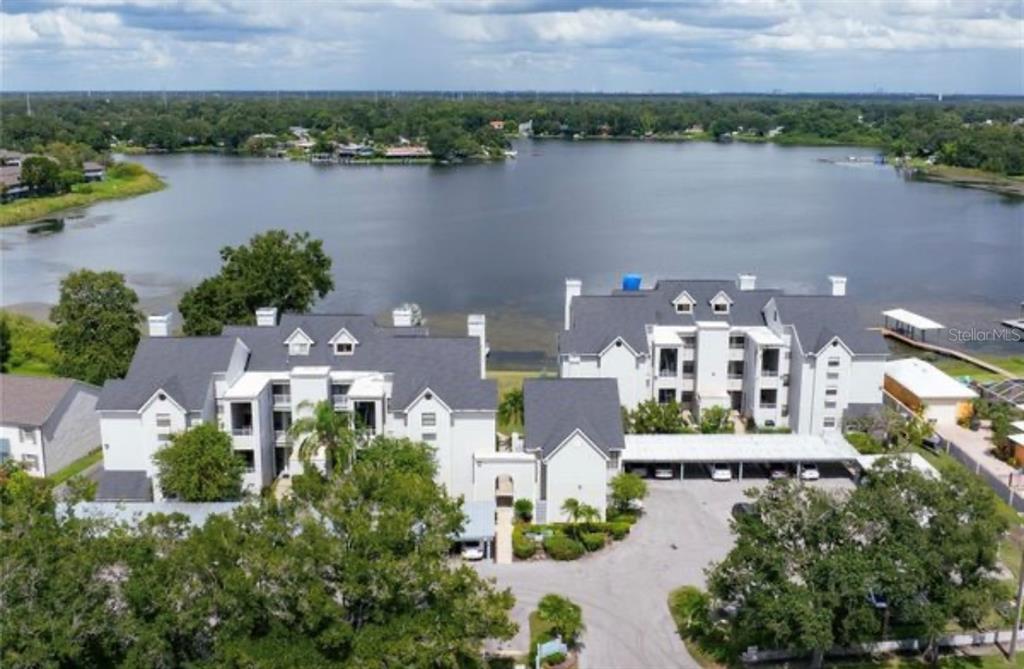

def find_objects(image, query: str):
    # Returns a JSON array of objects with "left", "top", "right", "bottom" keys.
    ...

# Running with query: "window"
[
  {"left": 0, "top": 438, "right": 10, "bottom": 463},
  {"left": 825, "top": 387, "right": 838, "bottom": 408},
  {"left": 759, "top": 389, "right": 778, "bottom": 408},
  {"left": 825, "top": 388, "right": 838, "bottom": 396},
  {"left": 658, "top": 389, "right": 676, "bottom": 405},
  {"left": 680, "top": 391, "right": 695, "bottom": 404},
  {"left": 157, "top": 433, "right": 172, "bottom": 443},
  {"left": 331, "top": 383, "right": 351, "bottom": 408},
  {"left": 422, "top": 432, "right": 437, "bottom": 442},
  {"left": 334, "top": 342, "right": 354, "bottom": 355},
  {"left": 273, "top": 411, "right": 292, "bottom": 439},
  {"left": 681, "top": 335, "right": 696, "bottom": 349},
  {"left": 187, "top": 411, "right": 203, "bottom": 427},
  {"left": 658, "top": 348, "right": 678, "bottom": 376},
  {"left": 421, "top": 413, "right": 437, "bottom": 427},
  {"left": 827, "top": 371, "right": 840, "bottom": 381},
  {"left": 156, "top": 413, "right": 171, "bottom": 429},
  {"left": 682, "top": 360, "right": 695, "bottom": 378},
  {"left": 727, "top": 361, "right": 745, "bottom": 378},
  {"left": 713, "top": 302, "right": 729, "bottom": 314},
  {"left": 289, "top": 342, "right": 310, "bottom": 356},
  {"left": 19, "top": 428, "right": 36, "bottom": 444},
  {"left": 272, "top": 382, "right": 291, "bottom": 405},
  {"left": 239, "top": 450, "right": 256, "bottom": 472},
  {"left": 827, "top": 357, "right": 841, "bottom": 368},
  {"left": 729, "top": 335, "right": 745, "bottom": 349},
  {"left": 21, "top": 454, "right": 39, "bottom": 471},
  {"left": 675, "top": 302, "right": 693, "bottom": 314},
  {"left": 823, "top": 417, "right": 837, "bottom": 429}
]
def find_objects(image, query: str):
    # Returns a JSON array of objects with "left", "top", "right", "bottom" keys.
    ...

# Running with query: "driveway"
[{"left": 474, "top": 477, "right": 854, "bottom": 669}]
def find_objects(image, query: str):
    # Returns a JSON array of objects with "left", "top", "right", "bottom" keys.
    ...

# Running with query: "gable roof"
[
  {"left": 523, "top": 378, "right": 624, "bottom": 458},
  {"left": 560, "top": 279, "right": 781, "bottom": 355},
  {"left": 97, "top": 337, "right": 237, "bottom": 411},
  {"left": 0, "top": 374, "right": 94, "bottom": 427},
  {"left": 772, "top": 295, "right": 889, "bottom": 356}
]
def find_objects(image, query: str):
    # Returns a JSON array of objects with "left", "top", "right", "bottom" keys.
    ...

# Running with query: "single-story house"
[
  {"left": 0, "top": 374, "right": 101, "bottom": 477},
  {"left": 884, "top": 358, "right": 977, "bottom": 425},
  {"left": 83, "top": 161, "right": 106, "bottom": 181}
]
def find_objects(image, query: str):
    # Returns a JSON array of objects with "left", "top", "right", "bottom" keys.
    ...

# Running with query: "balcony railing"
[
  {"left": 232, "top": 427, "right": 253, "bottom": 436},
  {"left": 727, "top": 372, "right": 744, "bottom": 379},
  {"left": 272, "top": 393, "right": 291, "bottom": 405},
  {"left": 760, "top": 369, "right": 779, "bottom": 377},
  {"left": 658, "top": 367, "right": 678, "bottom": 378},
  {"left": 759, "top": 403, "right": 777, "bottom": 409},
  {"left": 332, "top": 395, "right": 351, "bottom": 410},
  {"left": 274, "top": 430, "right": 290, "bottom": 443}
]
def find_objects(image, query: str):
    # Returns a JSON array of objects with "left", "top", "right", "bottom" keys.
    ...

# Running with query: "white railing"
[
  {"left": 272, "top": 393, "right": 291, "bottom": 405},
  {"left": 232, "top": 427, "right": 253, "bottom": 436}
]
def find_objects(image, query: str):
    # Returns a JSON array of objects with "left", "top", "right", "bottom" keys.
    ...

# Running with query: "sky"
[{"left": 2, "top": 0, "right": 1022, "bottom": 94}]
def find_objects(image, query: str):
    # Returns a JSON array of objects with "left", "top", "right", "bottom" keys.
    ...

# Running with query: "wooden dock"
[{"left": 875, "top": 327, "right": 1016, "bottom": 379}]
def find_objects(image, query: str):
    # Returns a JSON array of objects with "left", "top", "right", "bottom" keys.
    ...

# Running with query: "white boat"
[{"left": 503, "top": 149, "right": 518, "bottom": 158}]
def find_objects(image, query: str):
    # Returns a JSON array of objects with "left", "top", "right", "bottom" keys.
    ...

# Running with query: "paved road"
[{"left": 474, "top": 477, "right": 855, "bottom": 669}]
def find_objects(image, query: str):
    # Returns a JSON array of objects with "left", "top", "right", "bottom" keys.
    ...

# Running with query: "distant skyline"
[{"left": 3, "top": 1, "right": 1022, "bottom": 95}]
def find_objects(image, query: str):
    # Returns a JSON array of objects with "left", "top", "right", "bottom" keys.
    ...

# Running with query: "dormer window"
[
  {"left": 283, "top": 328, "right": 314, "bottom": 356},
  {"left": 672, "top": 291, "right": 696, "bottom": 315},
  {"left": 710, "top": 291, "right": 733, "bottom": 315},
  {"left": 328, "top": 327, "right": 359, "bottom": 356}
]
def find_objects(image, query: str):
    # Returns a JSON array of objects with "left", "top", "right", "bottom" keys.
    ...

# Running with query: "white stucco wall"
[
  {"left": 544, "top": 432, "right": 609, "bottom": 522},
  {"left": 599, "top": 343, "right": 648, "bottom": 410},
  {"left": 0, "top": 424, "right": 45, "bottom": 475},
  {"left": 472, "top": 452, "right": 538, "bottom": 505}
]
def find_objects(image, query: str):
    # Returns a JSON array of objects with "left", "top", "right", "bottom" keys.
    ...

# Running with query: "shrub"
[
  {"left": 542, "top": 651, "right": 566, "bottom": 667},
  {"left": 513, "top": 525, "right": 537, "bottom": 560},
  {"left": 607, "top": 522, "right": 631, "bottom": 540},
  {"left": 580, "top": 532, "right": 606, "bottom": 552},
  {"left": 108, "top": 162, "right": 146, "bottom": 179},
  {"left": 846, "top": 431, "right": 885, "bottom": 455},
  {"left": 514, "top": 498, "right": 534, "bottom": 523},
  {"left": 543, "top": 533, "right": 585, "bottom": 561},
  {"left": 668, "top": 586, "right": 712, "bottom": 640}
]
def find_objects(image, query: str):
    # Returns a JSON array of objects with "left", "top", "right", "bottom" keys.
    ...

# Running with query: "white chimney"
[
  {"left": 147, "top": 313, "right": 174, "bottom": 337},
  {"left": 564, "top": 278, "right": 582, "bottom": 331},
  {"left": 255, "top": 307, "right": 278, "bottom": 327},
  {"left": 467, "top": 314, "right": 488, "bottom": 379},
  {"left": 737, "top": 273, "right": 757, "bottom": 291},
  {"left": 392, "top": 303, "right": 422, "bottom": 327},
  {"left": 828, "top": 275, "right": 847, "bottom": 297}
]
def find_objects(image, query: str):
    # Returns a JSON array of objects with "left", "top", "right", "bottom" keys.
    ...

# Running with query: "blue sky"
[{"left": 3, "top": 1, "right": 1021, "bottom": 94}]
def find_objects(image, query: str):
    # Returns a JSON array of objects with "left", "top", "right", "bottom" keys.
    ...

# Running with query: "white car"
[
  {"left": 654, "top": 468, "right": 674, "bottom": 479},
  {"left": 461, "top": 543, "right": 485, "bottom": 561},
  {"left": 709, "top": 463, "right": 732, "bottom": 482},
  {"left": 768, "top": 463, "right": 790, "bottom": 480},
  {"left": 799, "top": 464, "right": 820, "bottom": 481}
]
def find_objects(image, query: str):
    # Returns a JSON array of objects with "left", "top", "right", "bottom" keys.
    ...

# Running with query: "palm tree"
[
  {"left": 537, "top": 594, "right": 585, "bottom": 649},
  {"left": 288, "top": 400, "right": 358, "bottom": 475},
  {"left": 561, "top": 497, "right": 581, "bottom": 525},
  {"left": 498, "top": 387, "right": 524, "bottom": 430},
  {"left": 560, "top": 498, "right": 599, "bottom": 536}
]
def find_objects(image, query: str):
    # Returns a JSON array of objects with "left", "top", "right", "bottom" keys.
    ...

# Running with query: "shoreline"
[
  {"left": 0, "top": 164, "right": 166, "bottom": 228},
  {"left": 904, "top": 162, "right": 1024, "bottom": 199}
]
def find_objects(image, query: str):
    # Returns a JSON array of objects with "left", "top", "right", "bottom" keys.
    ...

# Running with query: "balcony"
[
  {"left": 232, "top": 426, "right": 253, "bottom": 436},
  {"left": 658, "top": 367, "right": 678, "bottom": 378},
  {"left": 332, "top": 395, "right": 351, "bottom": 410},
  {"left": 274, "top": 429, "right": 290, "bottom": 443},
  {"left": 272, "top": 393, "right": 291, "bottom": 405},
  {"left": 760, "top": 368, "right": 779, "bottom": 377},
  {"left": 759, "top": 402, "right": 778, "bottom": 409}
]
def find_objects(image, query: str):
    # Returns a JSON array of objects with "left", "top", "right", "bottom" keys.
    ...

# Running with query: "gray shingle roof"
[
  {"left": 523, "top": 378, "right": 624, "bottom": 458},
  {"left": 560, "top": 278, "right": 886, "bottom": 357},
  {"left": 102, "top": 314, "right": 495, "bottom": 413},
  {"left": 560, "top": 279, "right": 781, "bottom": 355},
  {"left": 97, "top": 337, "right": 237, "bottom": 411},
  {"left": 94, "top": 469, "right": 153, "bottom": 502},
  {"left": 0, "top": 374, "right": 91, "bottom": 427},
  {"left": 772, "top": 295, "right": 888, "bottom": 356}
]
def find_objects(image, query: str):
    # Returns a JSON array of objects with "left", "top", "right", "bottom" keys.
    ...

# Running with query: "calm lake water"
[{"left": 1, "top": 141, "right": 1021, "bottom": 363}]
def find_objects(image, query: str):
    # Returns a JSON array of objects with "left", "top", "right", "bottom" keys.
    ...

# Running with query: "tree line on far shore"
[{"left": 2, "top": 95, "right": 1023, "bottom": 174}]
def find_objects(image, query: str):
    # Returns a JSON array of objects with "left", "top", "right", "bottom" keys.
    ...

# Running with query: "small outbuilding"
[{"left": 884, "top": 358, "right": 977, "bottom": 425}]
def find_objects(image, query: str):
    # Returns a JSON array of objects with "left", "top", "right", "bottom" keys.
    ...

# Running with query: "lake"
[{"left": 1, "top": 141, "right": 1021, "bottom": 364}]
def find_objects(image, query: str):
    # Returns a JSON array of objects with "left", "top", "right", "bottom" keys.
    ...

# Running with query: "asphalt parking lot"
[{"left": 474, "top": 476, "right": 855, "bottom": 669}]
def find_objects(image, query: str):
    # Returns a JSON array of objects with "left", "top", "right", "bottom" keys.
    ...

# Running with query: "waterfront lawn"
[
  {"left": 2, "top": 311, "right": 58, "bottom": 377},
  {"left": 930, "top": 356, "right": 1024, "bottom": 384},
  {"left": 0, "top": 162, "right": 165, "bottom": 227},
  {"left": 48, "top": 448, "right": 102, "bottom": 486}
]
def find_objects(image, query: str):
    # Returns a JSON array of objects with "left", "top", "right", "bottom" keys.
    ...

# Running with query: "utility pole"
[{"left": 1009, "top": 547, "right": 1024, "bottom": 659}]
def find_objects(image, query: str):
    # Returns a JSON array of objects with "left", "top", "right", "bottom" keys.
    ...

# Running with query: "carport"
[
  {"left": 455, "top": 500, "right": 497, "bottom": 559},
  {"left": 621, "top": 433, "right": 860, "bottom": 480}
]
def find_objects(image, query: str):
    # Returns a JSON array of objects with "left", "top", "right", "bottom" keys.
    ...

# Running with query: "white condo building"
[
  {"left": 558, "top": 274, "right": 888, "bottom": 434},
  {"left": 96, "top": 307, "right": 496, "bottom": 501}
]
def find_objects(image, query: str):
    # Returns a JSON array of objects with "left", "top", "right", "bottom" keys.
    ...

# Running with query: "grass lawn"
[
  {"left": 889, "top": 343, "right": 1024, "bottom": 383},
  {"left": 488, "top": 369, "right": 550, "bottom": 433},
  {"left": 2, "top": 310, "right": 58, "bottom": 377},
  {"left": 0, "top": 163, "right": 165, "bottom": 227},
  {"left": 48, "top": 448, "right": 102, "bottom": 486}
]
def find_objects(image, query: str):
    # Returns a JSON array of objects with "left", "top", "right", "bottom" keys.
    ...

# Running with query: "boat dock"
[
  {"left": 1002, "top": 302, "right": 1024, "bottom": 331},
  {"left": 877, "top": 307, "right": 1016, "bottom": 380}
]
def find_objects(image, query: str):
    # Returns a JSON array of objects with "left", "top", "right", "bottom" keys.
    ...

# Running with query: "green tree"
[
  {"left": 707, "top": 459, "right": 1007, "bottom": 667},
  {"left": 288, "top": 399, "right": 358, "bottom": 476},
  {"left": 498, "top": 387, "right": 524, "bottom": 429},
  {"left": 153, "top": 423, "right": 244, "bottom": 501},
  {"left": 609, "top": 472, "right": 647, "bottom": 513},
  {"left": 626, "top": 400, "right": 687, "bottom": 434},
  {"left": 50, "top": 269, "right": 142, "bottom": 385},
  {"left": 537, "top": 594, "right": 585, "bottom": 648},
  {"left": 179, "top": 230, "right": 334, "bottom": 335},
  {"left": 0, "top": 315, "right": 10, "bottom": 373},
  {"left": 699, "top": 405, "right": 732, "bottom": 434},
  {"left": 20, "top": 156, "right": 63, "bottom": 194},
  {"left": 514, "top": 497, "right": 534, "bottom": 523}
]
